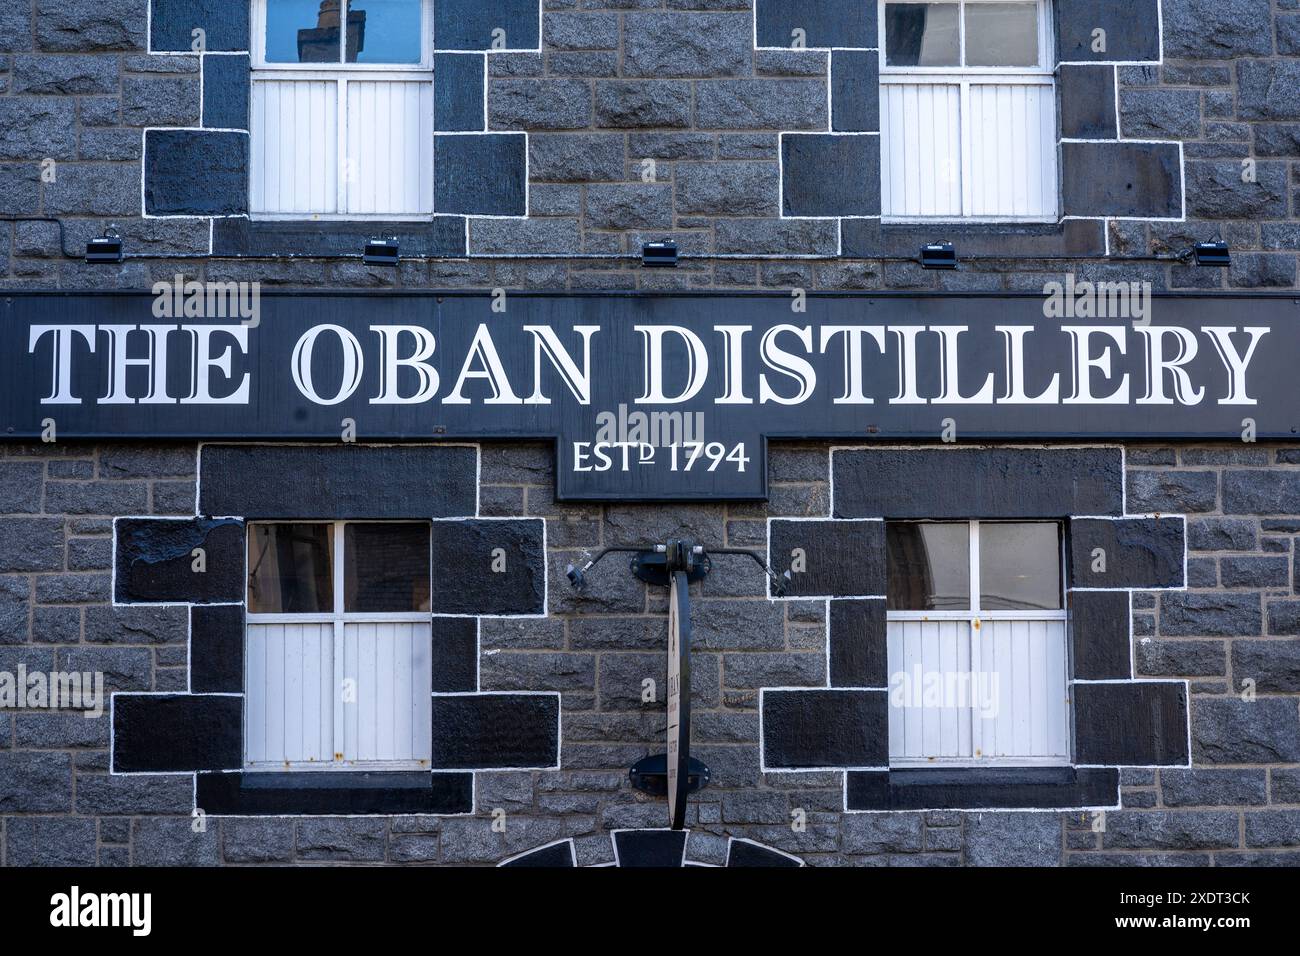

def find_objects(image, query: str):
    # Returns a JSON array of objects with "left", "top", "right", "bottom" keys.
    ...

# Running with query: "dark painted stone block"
[
  {"left": 1074, "top": 681, "right": 1190, "bottom": 765},
  {"left": 832, "top": 51, "right": 878, "bottom": 132},
  {"left": 432, "top": 617, "right": 478, "bottom": 693},
  {"left": 833, "top": 447, "right": 1124, "bottom": 519},
  {"left": 203, "top": 53, "right": 249, "bottom": 130},
  {"left": 1056, "top": 0, "right": 1161, "bottom": 62},
  {"left": 1059, "top": 65, "right": 1117, "bottom": 138},
  {"left": 435, "top": 133, "right": 526, "bottom": 216},
  {"left": 190, "top": 603, "right": 243, "bottom": 694},
  {"left": 756, "top": 0, "right": 876, "bottom": 49},
  {"left": 113, "top": 694, "right": 242, "bottom": 772},
  {"left": 613, "top": 829, "right": 687, "bottom": 867},
  {"left": 1061, "top": 142, "right": 1182, "bottom": 218},
  {"left": 846, "top": 767, "right": 1120, "bottom": 810},
  {"left": 435, "top": 53, "right": 485, "bottom": 131},
  {"left": 115, "top": 518, "right": 244, "bottom": 604},
  {"left": 197, "top": 771, "right": 473, "bottom": 815},
  {"left": 212, "top": 217, "right": 468, "bottom": 258},
  {"left": 829, "top": 599, "right": 886, "bottom": 687},
  {"left": 762, "top": 689, "right": 886, "bottom": 768},
  {"left": 430, "top": 519, "right": 545, "bottom": 615},
  {"left": 727, "top": 839, "right": 802, "bottom": 867},
  {"left": 200, "top": 445, "right": 477, "bottom": 519},
  {"left": 151, "top": 0, "right": 251, "bottom": 52},
  {"left": 501, "top": 841, "right": 575, "bottom": 867},
  {"left": 1071, "top": 590, "right": 1132, "bottom": 680},
  {"left": 429, "top": 693, "right": 559, "bottom": 768},
  {"left": 435, "top": 0, "right": 539, "bottom": 51},
  {"left": 769, "top": 519, "right": 885, "bottom": 598},
  {"left": 782, "top": 134, "right": 879, "bottom": 217},
  {"left": 144, "top": 130, "right": 249, "bottom": 216},
  {"left": 1070, "top": 518, "right": 1185, "bottom": 589},
  {"left": 843, "top": 219, "right": 1106, "bottom": 258}
]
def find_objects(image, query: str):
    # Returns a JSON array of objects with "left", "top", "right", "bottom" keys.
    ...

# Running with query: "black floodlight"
[
  {"left": 86, "top": 229, "right": 123, "bottom": 264},
  {"left": 642, "top": 239, "right": 678, "bottom": 268},
  {"left": 1193, "top": 241, "right": 1230, "bottom": 267},
  {"left": 920, "top": 241, "right": 957, "bottom": 270},
  {"left": 363, "top": 237, "right": 400, "bottom": 266}
]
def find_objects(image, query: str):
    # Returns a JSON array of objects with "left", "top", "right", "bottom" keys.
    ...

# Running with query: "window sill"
[
  {"left": 248, "top": 214, "right": 436, "bottom": 223},
  {"left": 846, "top": 766, "right": 1119, "bottom": 811},
  {"left": 196, "top": 770, "right": 473, "bottom": 816},
  {"left": 881, "top": 217, "right": 1060, "bottom": 226},
  {"left": 841, "top": 219, "right": 1107, "bottom": 258},
  {"left": 212, "top": 217, "right": 467, "bottom": 258}
]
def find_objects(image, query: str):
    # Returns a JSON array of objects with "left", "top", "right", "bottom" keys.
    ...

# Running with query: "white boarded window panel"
[
  {"left": 251, "top": 80, "right": 338, "bottom": 216},
  {"left": 246, "top": 621, "right": 431, "bottom": 767},
  {"left": 246, "top": 622, "right": 334, "bottom": 765},
  {"left": 887, "top": 620, "right": 973, "bottom": 761},
  {"left": 966, "top": 83, "right": 1057, "bottom": 219},
  {"left": 887, "top": 619, "right": 1069, "bottom": 765},
  {"left": 977, "top": 619, "right": 1070, "bottom": 761},
  {"left": 341, "top": 622, "right": 432, "bottom": 764},
  {"left": 880, "top": 81, "right": 1057, "bottom": 219},
  {"left": 881, "top": 83, "right": 962, "bottom": 218},
  {"left": 346, "top": 80, "right": 434, "bottom": 216}
]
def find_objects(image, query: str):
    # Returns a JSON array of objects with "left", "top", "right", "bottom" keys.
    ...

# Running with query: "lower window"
[
  {"left": 885, "top": 520, "right": 1069, "bottom": 767},
  {"left": 244, "top": 521, "right": 432, "bottom": 771}
]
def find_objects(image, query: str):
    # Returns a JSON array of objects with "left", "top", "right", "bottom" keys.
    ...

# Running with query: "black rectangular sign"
[{"left": 3, "top": 291, "right": 1297, "bottom": 500}]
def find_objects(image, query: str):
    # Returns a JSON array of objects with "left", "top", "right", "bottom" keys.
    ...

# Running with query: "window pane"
[
  {"left": 345, "top": 523, "right": 430, "bottom": 612},
  {"left": 965, "top": 2, "right": 1039, "bottom": 67},
  {"left": 265, "top": 0, "right": 344, "bottom": 63},
  {"left": 979, "top": 522, "right": 1061, "bottom": 610},
  {"left": 347, "top": 0, "right": 424, "bottom": 64},
  {"left": 885, "top": 3, "right": 960, "bottom": 67},
  {"left": 887, "top": 522, "right": 970, "bottom": 610},
  {"left": 247, "top": 524, "right": 334, "bottom": 613}
]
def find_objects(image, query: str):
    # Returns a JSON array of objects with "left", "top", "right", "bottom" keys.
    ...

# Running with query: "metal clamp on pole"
[{"left": 564, "top": 543, "right": 788, "bottom": 596}]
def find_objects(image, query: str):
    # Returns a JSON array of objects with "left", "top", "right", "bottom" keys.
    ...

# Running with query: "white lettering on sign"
[{"left": 25, "top": 322, "right": 1271, "bottom": 409}]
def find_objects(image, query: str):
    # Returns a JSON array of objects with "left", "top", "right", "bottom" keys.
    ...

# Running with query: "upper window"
[
  {"left": 250, "top": 0, "right": 434, "bottom": 219},
  {"left": 885, "top": 521, "right": 1070, "bottom": 768},
  {"left": 245, "top": 521, "right": 433, "bottom": 771},
  {"left": 878, "top": 0, "right": 1058, "bottom": 221}
]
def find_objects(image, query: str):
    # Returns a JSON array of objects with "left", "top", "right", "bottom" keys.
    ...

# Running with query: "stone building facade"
[{"left": 0, "top": 0, "right": 1298, "bottom": 866}]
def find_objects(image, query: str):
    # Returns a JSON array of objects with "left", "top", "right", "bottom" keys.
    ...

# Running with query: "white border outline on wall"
[
  {"left": 760, "top": 0, "right": 1186, "bottom": 233},
  {"left": 143, "top": 1, "right": 533, "bottom": 229},
  {"left": 754, "top": 441, "right": 1193, "bottom": 812},
  {"left": 107, "top": 440, "right": 555, "bottom": 816}
]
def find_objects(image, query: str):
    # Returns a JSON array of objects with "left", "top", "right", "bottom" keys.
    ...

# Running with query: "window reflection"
[
  {"left": 247, "top": 523, "right": 334, "bottom": 613},
  {"left": 885, "top": 3, "right": 961, "bottom": 67},
  {"left": 979, "top": 522, "right": 1061, "bottom": 609},
  {"left": 887, "top": 522, "right": 970, "bottom": 610}
]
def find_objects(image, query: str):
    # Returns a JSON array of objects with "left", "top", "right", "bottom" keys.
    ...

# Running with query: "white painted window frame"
[
  {"left": 887, "top": 519, "right": 1071, "bottom": 768},
  {"left": 245, "top": 519, "right": 433, "bottom": 772},
  {"left": 250, "top": 0, "right": 434, "bottom": 221},
  {"left": 878, "top": 0, "right": 1059, "bottom": 223}
]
